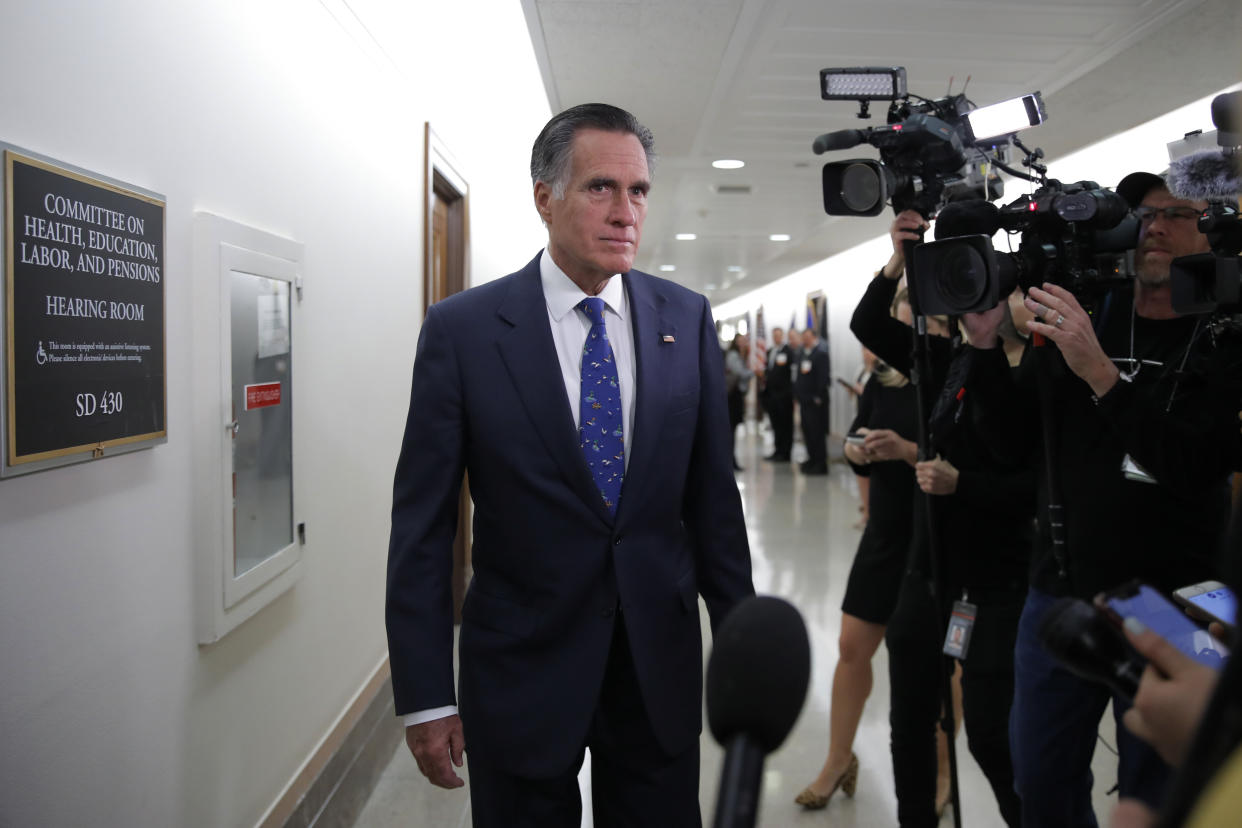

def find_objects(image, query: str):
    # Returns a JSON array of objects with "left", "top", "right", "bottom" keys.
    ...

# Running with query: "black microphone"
[
  {"left": 1167, "top": 149, "right": 1241, "bottom": 201},
  {"left": 1037, "top": 597, "right": 1143, "bottom": 701},
  {"left": 707, "top": 595, "right": 811, "bottom": 828},
  {"left": 1211, "top": 90, "right": 1241, "bottom": 134},
  {"left": 934, "top": 199, "right": 1002, "bottom": 239},
  {"left": 812, "top": 128, "right": 869, "bottom": 155}
]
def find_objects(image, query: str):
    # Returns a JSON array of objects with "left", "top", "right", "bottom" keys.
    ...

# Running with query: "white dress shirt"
[{"left": 403, "top": 250, "right": 637, "bottom": 728}]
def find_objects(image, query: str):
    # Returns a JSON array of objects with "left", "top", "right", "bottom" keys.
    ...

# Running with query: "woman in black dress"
[{"left": 795, "top": 289, "right": 923, "bottom": 810}]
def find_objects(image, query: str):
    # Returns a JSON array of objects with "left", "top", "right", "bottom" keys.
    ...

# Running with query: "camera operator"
[
  {"left": 851, "top": 210, "right": 1034, "bottom": 827},
  {"left": 961, "top": 171, "right": 1242, "bottom": 826}
]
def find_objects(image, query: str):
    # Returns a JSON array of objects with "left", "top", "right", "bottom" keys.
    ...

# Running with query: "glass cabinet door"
[{"left": 229, "top": 270, "right": 293, "bottom": 578}]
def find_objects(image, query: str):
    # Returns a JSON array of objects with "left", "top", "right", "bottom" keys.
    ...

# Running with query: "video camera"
[
  {"left": 812, "top": 66, "right": 1138, "bottom": 315},
  {"left": 912, "top": 179, "right": 1137, "bottom": 315},
  {"left": 1167, "top": 90, "right": 1242, "bottom": 316},
  {"left": 812, "top": 66, "right": 1044, "bottom": 217}
]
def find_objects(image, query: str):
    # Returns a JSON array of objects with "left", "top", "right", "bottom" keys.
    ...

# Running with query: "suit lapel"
[
  {"left": 619, "top": 271, "right": 673, "bottom": 523},
  {"left": 496, "top": 257, "right": 614, "bottom": 526}
]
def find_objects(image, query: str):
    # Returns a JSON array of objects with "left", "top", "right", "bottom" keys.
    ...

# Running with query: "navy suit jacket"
[{"left": 385, "top": 252, "right": 753, "bottom": 777}]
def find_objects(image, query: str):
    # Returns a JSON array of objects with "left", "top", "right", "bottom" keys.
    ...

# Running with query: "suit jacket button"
[
  {"left": 601, "top": 605, "right": 615, "bottom": 618},
  {"left": 613, "top": 536, "right": 622, "bottom": 546}
]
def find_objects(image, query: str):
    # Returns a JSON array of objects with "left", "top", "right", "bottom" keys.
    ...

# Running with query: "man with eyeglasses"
[{"left": 959, "top": 170, "right": 1242, "bottom": 827}]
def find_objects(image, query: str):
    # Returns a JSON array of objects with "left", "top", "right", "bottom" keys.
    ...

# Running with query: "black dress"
[{"left": 840, "top": 373, "right": 917, "bottom": 624}]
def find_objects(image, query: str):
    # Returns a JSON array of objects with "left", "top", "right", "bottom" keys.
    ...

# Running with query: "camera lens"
[
  {"left": 840, "top": 163, "right": 883, "bottom": 213},
  {"left": 933, "top": 245, "right": 989, "bottom": 310}
]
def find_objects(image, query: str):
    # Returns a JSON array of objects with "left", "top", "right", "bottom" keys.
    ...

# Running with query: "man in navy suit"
[{"left": 385, "top": 103, "right": 754, "bottom": 827}]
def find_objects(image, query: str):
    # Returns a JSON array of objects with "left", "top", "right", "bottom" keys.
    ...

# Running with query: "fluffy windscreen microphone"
[
  {"left": 1168, "top": 150, "right": 1241, "bottom": 201},
  {"left": 706, "top": 595, "right": 810, "bottom": 752},
  {"left": 934, "top": 199, "right": 1002, "bottom": 240},
  {"left": 707, "top": 595, "right": 810, "bottom": 828}
]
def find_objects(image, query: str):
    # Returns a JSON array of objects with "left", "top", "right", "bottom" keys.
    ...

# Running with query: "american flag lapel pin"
[{"left": 661, "top": 334, "right": 676, "bottom": 343}]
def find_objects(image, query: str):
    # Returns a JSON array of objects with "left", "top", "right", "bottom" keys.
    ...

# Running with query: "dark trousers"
[
  {"left": 799, "top": 397, "right": 826, "bottom": 466},
  {"left": 1009, "top": 588, "right": 1170, "bottom": 827},
  {"left": 467, "top": 618, "right": 701, "bottom": 828},
  {"left": 885, "top": 573, "right": 1023, "bottom": 827},
  {"left": 766, "top": 393, "right": 793, "bottom": 457}
]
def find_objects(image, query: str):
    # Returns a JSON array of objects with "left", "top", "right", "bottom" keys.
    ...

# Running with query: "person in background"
[
  {"left": 796, "top": 327, "right": 831, "bottom": 475},
  {"left": 796, "top": 289, "right": 919, "bottom": 812},
  {"left": 724, "top": 332, "right": 753, "bottom": 471},
  {"left": 763, "top": 326, "right": 796, "bottom": 462}
]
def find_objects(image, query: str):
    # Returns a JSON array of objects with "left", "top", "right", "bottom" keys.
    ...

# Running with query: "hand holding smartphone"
[
  {"left": 1172, "top": 580, "right": 1236, "bottom": 629},
  {"left": 1095, "top": 581, "right": 1228, "bottom": 670}
]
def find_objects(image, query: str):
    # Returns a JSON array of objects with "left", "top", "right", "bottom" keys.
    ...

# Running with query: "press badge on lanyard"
[{"left": 943, "top": 600, "right": 977, "bottom": 659}]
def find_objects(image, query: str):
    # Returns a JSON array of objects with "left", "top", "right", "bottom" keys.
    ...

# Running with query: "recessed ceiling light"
[
  {"left": 727, "top": 266, "right": 743, "bottom": 272},
  {"left": 705, "top": 283, "right": 718, "bottom": 290},
  {"left": 659, "top": 265, "right": 676, "bottom": 272},
  {"left": 712, "top": 159, "right": 745, "bottom": 169},
  {"left": 675, "top": 233, "right": 697, "bottom": 241},
  {"left": 769, "top": 234, "right": 791, "bottom": 241}
]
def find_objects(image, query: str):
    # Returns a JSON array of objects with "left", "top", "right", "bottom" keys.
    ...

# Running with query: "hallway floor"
[{"left": 354, "top": 424, "right": 1120, "bottom": 827}]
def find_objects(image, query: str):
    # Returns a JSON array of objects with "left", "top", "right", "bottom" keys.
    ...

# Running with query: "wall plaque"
[{"left": 2, "top": 147, "right": 166, "bottom": 476}]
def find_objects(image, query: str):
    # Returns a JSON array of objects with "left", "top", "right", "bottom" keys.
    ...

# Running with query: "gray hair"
[{"left": 530, "top": 103, "right": 656, "bottom": 198}]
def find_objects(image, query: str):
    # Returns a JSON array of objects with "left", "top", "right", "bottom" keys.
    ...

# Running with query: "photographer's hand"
[
  {"left": 1120, "top": 616, "right": 1218, "bottom": 767},
  {"left": 1025, "top": 283, "right": 1120, "bottom": 396},
  {"left": 961, "top": 301, "right": 1006, "bottom": 350},
  {"left": 862, "top": 428, "right": 918, "bottom": 467},
  {"left": 915, "top": 456, "right": 959, "bottom": 495},
  {"left": 881, "top": 210, "right": 930, "bottom": 279}
]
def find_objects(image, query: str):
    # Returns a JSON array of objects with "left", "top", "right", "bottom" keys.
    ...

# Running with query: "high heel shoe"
[{"left": 794, "top": 752, "right": 859, "bottom": 809}]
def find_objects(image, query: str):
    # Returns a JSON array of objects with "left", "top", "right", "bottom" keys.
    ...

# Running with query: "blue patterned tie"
[{"left": 577, "top": 297, "right": 624, "bottom": 515}]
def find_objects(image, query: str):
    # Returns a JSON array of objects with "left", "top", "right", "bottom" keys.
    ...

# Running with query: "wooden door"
[{"left": 424, "top": 124, "right": 471, "bottom": 621}]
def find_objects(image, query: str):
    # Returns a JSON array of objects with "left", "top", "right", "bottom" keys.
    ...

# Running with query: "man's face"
[
  {"left": 535, "top": 128, "right": 650, "bottom": 288},
  {"left": 1135, "top": 187, "right": 1210, "bottom": 286},
  {"left": 802, "top": 330, "right": 816, "bottom": 349},
  {"left": 772, "top": 328, "right": 784, "bottom": 346}
]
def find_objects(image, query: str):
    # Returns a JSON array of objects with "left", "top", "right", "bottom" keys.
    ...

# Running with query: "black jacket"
[
  {"left": 794, "top": 341, "right": 830, "bottom": 403},
  {"left": 850, "top": 274, "right": 1033, "bottom": 592}
]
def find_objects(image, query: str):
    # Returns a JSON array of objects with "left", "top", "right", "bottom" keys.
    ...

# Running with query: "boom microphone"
[
  {"left": 1167, "top": 149, "right": 1241, "bottom": 201},
  {"left": 934, "top": 199, "right": 1002, "bottom": 239},
  {"left": 707, "top": 595, "right": 811, "bottom": 828},
  {"left": 813, "top": 128, "right": 869, "bottom": 155},
  {"left": 1211, "top": 90, "right": 1241, "bottom": 135}
]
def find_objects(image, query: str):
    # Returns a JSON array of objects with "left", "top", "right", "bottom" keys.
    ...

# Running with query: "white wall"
[{"left": 0, "top": 1, "right": 549, "bottom": 826}]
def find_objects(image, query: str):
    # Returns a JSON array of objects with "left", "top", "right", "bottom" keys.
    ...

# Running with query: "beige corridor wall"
[{"left": 0, "top": 1, "right": 550, "bottom": 825}]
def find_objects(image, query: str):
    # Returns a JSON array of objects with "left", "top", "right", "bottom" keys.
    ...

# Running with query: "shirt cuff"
[{"left": 403, "top": 705, "right": 457, "bottom": 727}]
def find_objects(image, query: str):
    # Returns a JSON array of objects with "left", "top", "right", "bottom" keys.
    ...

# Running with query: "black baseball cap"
[{"left": 1116, "top": 171, "right": 1168, "bottom": 207}]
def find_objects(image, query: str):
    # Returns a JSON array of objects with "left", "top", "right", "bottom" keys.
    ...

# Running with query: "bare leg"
[
  {"left": 853, "top": 475, "right": 870, "bottom": 528},
  {"left": 804, "top": 613, "right": 886, "bottom": 795},
  {"left": 936, "top": 661, "right": 964, "bottom": 814}
]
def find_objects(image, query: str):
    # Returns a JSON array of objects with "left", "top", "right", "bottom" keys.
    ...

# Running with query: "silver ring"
[{"left": 1054, "top": 314, "right": 1065, "bottom": 328}]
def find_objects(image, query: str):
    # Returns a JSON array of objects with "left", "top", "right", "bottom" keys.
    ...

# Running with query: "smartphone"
[
  {"left": 1173, "top": 580, "right": 1237, "bottom": 627},
  {"left": 1095, "top": 580, "right": 1227, "bottom": 670}
]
